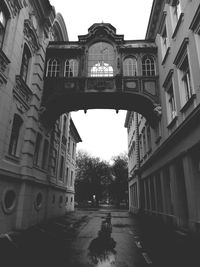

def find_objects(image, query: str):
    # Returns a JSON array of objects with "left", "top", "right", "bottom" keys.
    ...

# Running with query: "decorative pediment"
[
  {"left": 23, "top": 19, "right": 40, "bottom": 53},
  {"left": 5, "top": 0, "right": 23, "bottom": 18},
  {"left": 13, "top": 75, "right": 33, "bottom": 112},
  {"left": 173, "top": 38, "right": 189, "bottom": 66},
  {"left": 189, "top": 4, "right": 200, "bottom": 34},
  {"left": 78, "top": 23, "right": 124, "bottom": 44}
]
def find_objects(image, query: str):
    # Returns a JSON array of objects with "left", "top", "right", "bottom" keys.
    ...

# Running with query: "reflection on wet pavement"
[{"left": 88, "top": 213, "right": 117, "bottom": 266}]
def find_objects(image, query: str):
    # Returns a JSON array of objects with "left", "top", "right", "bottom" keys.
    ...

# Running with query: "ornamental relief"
[
  {"left": 23, "top": 19, "right": 40, "bottom": 54},
  {"left": 5, "top": 0, "right": 23, "bottom": 18},
  {"left": 13, "top": 75, "right": 33, "bottom": 112}
]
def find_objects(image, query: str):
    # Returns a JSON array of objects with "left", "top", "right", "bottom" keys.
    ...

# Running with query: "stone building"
[
  {"left": 125, "top": 0, "right": 200, "bottom": 233},
  {"left": 0, "top": 0, "right": 81, "bottom": 234}
]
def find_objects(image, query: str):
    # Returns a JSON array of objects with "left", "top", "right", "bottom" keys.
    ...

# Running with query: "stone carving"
[
  {"left": 6, "top": 0, "right": 23, "bottom": 18},
  {"left": 13, "top": 75, "right": 33, "bottom": 111},
  {"left": 87, "top": 78, "right": 114, "bottom": 91},
  {"left": 153, "top": 104, "right": 162, "bottom": 118},
  {"left": 23, "top": 19, "right": 40, "bottom": 53},
  {"left": 144, "top": 81, "right": 156, "bottom": 95}
]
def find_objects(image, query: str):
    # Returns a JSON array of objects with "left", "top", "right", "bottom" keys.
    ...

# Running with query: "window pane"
[{"left": 88, "top": 42, "right": 115, "bottom": 77}]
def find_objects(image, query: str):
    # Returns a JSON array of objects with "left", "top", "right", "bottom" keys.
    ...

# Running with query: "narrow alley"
[{"left": 1, "top": 208, "right": 200, "bottom": 267}]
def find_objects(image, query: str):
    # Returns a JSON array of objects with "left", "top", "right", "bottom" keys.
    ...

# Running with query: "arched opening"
[{"left": 88, "top": 42, "right": 115, "bottom": 77}]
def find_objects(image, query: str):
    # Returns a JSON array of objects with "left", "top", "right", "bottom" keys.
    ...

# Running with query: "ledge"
[
  {"left": 180, "top": 94, "right": 196, "bottom": 113},
  {"left": 167, "top": 115, "right": 178, "bottom": 129},
  {"left": 172, "top": 13, "right": 184, "bottom": 39},
  {"left": 161, "top": 46, "right": 171, "bottom": 65}
]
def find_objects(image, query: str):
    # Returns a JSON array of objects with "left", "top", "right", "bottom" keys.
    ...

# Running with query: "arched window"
[
  {"left": 123, "top": 57, "right": 137, "bottom": 76},
  {"left": 64, "top": 59, "right": 78, "bottom": 77},
  {"left": 8, "top": 114, "right": 23, "bottom": 157},
  {"left": 88, "top": 42, "right": 115, "bottom": 77},
  {"left": 46, "top": 59, "right": 60, "bottom": 77},
  {"left": 0, "top": 6, "right": 8, "bottom": 48},
  {"left": 142, "top": 55, "right": 156, "bottom": 76},
  {"left": 20, "top": 45, "right": 31, "bottom": 82}
]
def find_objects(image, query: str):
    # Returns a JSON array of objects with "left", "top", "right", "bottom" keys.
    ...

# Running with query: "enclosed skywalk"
[{"left": 41, "top": 23, "right": 161, "bottom": 127}]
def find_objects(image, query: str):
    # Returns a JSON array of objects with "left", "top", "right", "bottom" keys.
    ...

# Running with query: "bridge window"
[
  {"left": 64, "top": 59, "right": 78, "bottom": 77},
  {"left": 46, "top": 59, "right": 60, "bottom": 77},
  {"left": 142, "top": 55, "right": 156, "bottom": 76},
  {"left": 88, "top": 42, "right": 115, "bottom": 77},
  {"left": 123, "top": 57, "right": 137, "bottom": 76}
]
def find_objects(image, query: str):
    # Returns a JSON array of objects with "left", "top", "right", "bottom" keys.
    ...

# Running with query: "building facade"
[
  {"left": 0, "top": 0, "right": 81, "bottom": 234},
  {"left": 126, "top": 0, "right": 200, "bottom": 234}
]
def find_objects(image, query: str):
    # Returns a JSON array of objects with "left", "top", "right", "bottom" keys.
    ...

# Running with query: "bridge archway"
[{"left": 41, "top": 23, "right": 161, "bottom": 128}]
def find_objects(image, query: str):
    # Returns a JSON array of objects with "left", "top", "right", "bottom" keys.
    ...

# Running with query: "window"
[
  {"left": 66, "top": 167, "right": 69, "bottom": 185},
  {"left": 142, "top": 55, "right": 156, "bottom": 76},
  {"left": 160, "top": 24, "right": 170, "bottom": 59},
  {"left": 64, "top": 59, "right": 78, "bottom": 77},
  {"left": 70, "top": 171, "right": 73, "bottom": 186},
  {"left": 67, "top": 136, "right": 71, "bottom": 153},
  {"left": 0, "top": 7, "right": 7, "bottom": 48},
  {"left": 33, "top": 133, "right": 42, "bottom": 166},
  {"left": 88, "top": 42, "right": 115, "bottom": 77},
  {"left": 20, "top": 45, "right": 31, "bottom": 83},
  {"left": 179, "top": 55, "right": 193, "bottom": 104},
  {"left": 72, "top": 143, "right": 75, "bottom": 159},
  {"left": 166, "top": 82, "right": 176, "bottom": 122},
  {"left": 123, "top": 57, "right": 137, "bottom": 76},
  {"left": 52, "top": 149, "right": 58, "bottom": 176},
  {"left": 189, "top": 4, "right": 200, "bottom": 66},
  {"left": 139, "top": 135, "right": 143, "bottom": 159},
  {"left": 171, "top": 0, "right": 182, "bottom": 26},
  {"left": 59, "top": 155, "right": 64, "bottom": 179},
  {"left": 41, "top": 140, "right": 49, "bottom": 170},
  {"left": 8, "top": 114, "right": 23, "bottom": 157},
  {"left": 142, "top": 129, "right": 146, "bottom": 156},
  {"left": 2, "top": 189, "right": 17, "bottom": 214},
  {"left": 46, "top": 59, "right": 60, "bottom": 77},
  {"left": 62, "top": 115, "right": 67, "bottom": 136},
  {"left": 147, "top": 125, "right": 152, "bottom": 152}
]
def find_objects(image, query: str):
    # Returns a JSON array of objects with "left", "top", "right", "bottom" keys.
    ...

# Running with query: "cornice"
[
  {"left": 146, "top": 0, "right": 165, "bottom": 40},
  {"left": 78, "top": 23, "right": 124, "bottom": 45}
]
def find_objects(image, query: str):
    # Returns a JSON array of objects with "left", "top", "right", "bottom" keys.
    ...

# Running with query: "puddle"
[{"left": 88, "top": 213, "right": 117, "bottom": 266}]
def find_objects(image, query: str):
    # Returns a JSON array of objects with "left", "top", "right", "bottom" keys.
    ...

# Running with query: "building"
[
  {"left": 0, "top": 0, "right": 81, "bottom": 234},
  {"left": 125, "top": 0, "right": 200, "bottom": 234}
]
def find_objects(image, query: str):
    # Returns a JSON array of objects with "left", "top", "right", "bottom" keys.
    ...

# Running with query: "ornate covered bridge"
[{"left": 41, "top": 23, "right": 161, "bottom": 127}]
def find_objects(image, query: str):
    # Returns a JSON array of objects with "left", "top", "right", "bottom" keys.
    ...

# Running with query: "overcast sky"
[{"left": 49, "top": 0, "right": 153, "bottom": 162}]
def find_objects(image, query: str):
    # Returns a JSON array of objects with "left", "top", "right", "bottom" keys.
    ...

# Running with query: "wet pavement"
[{"left": 1, "top": 208, "right": 200, "bottom": 267}]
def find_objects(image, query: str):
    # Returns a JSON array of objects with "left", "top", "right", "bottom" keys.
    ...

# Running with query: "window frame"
[
  {"left": 123, "top": 57, "right": 138, "bottom": 76},
  {"left": 64, "top": 59, "right": 79, "bottom": 77},
  {"left": 33, "top": 132, "right": 42, "bottom": 167},
  {"left": 8, "top": 114, "right": 23, "bottom": 158},
  {"left": 142, "top": 55, "right": 156, "bottom": 76},
  {"left": 46, "top": 58, "right": 60, "bottom": 77},
  {"left": 20, "top": 44, "right": 32, "bottom": 83}
]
